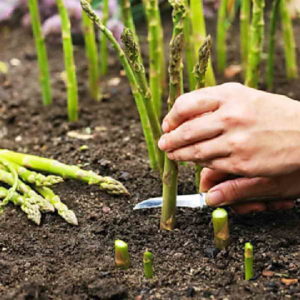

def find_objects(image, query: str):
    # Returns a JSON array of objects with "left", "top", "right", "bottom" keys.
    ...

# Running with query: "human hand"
[
  {"left": 200, "top": 168, "right": 297, "bottom": 214},
  {"left": 158, "top": 83, "right": 300, "bottom": 177}
]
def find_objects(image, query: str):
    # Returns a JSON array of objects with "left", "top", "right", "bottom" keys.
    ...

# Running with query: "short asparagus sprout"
[
  {"left": 212, "top": 208, "right": 229, "bottom": 250},
  {"left": 115, "top": 240, "right": 130, "bottom": 269},
  {"left": 143, "top": 251, "right": 154, "bottom": 279},
  {"left": 244, "top": 242, "right": 254, "bottom": 280}
]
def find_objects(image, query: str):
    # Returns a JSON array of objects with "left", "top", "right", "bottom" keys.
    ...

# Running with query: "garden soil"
[{"left": 1, "top": 16, "right": 300, "bottom": 300}]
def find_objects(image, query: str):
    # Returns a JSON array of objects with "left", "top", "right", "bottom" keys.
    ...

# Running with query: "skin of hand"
[
  {"left": 200, "top": 167, "right": 296, "bottom": 214},
  {"left": 158, "top": 83, "right": 300, "bottom": 177}
]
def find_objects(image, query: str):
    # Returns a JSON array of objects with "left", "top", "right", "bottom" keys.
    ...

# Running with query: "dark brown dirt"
[{"left": 1, "top": 13, "right": 300, "bottom": 300}]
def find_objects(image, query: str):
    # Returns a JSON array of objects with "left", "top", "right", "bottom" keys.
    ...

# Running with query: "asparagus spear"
[
  {"left": 28, "top": 0, "right": 52, "bottom": 106},
  {"left": 160, "top": 0, "right": 186, "bottom": 231},
  {"left": 0, "top": 187, "right": 41, "bottom": 225},
  {"left": 0, "top": 150, "right": 128, "bottom": 195},
  {"left": 212, "top": 208, "right": 230, "bottom": 250},
  {"left": 240, "top": 0, "right": 251, "bottom": 73},
  {"left": 115, "top": 240, "right": 130, "bottom": 269},
  {"left": 244, "top": 242, "right": 254, "bottom": 280},
  {"left": 56, "top": 0, "right": 79, "bottom": 121},
  {"left": 82, "top": 0, "right": 102, "bottom": 101},
  {"left": 143, "top": 250, "right": 154, "bottom": 278},
  {"left": 36, "top": 186, "right": 78, "bottom": 225},
  {"left": 99, "top": 0, "right": 109, "bottom": 76},
  {"left": 245, "top": 0, "right": 265, "bottom": 88},
  {"left": 120, "top": 0, "right": 138, "bottom": 39}
]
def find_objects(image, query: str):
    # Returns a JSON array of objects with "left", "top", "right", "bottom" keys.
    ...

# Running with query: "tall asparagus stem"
[
  {"left": 240, "top": 0, "right": 251, "bottom": 72},
  {"left": 0, "top": 150, "right": 128, "bottom": 195},
  {"left": 28, "top": 0, "right": 52, "bottom": 106},
  {"left": 244, "top": 242, "right": 254, "bottom": 280},
  {"left": 216, "top": 0, "right": 229, "bottom": 73},
  {"left": 266, "top": 0, "right": 280, "bottom": 90},
  {"left": 160, "top": 0, "right": 186, "bottom": 231},
  {"left": 82, "top": 0, "right": 101, "bottom": 101},
  {"left": 212, "top": 208, "right": 230, "bottom": 249},
  {"left": 190, "top": 0, "right": 215, "bottom": 86},
  {"left": 121, "top": 28, "right": 164, "bottom": 174},
  {"left": 80, "top": 0, "right": 158, "bottom": 171},
  {"left": 143, "top": 0, "right": 163, "bottom": 117},
  {"left": 120, "top": 0, "right": 138, "bottom": 38},
  {"left": 99, "top": 0, "right": 109, "bottom": 76},
  {"left": 245, "top": 0, "right": 265, "bottom": 88},
  {"left": 193, "top": 36, "right": 211, "bottom": 192},
  {"left": 280, "top": 0, "right": 298, "bottom": 79},
  {"left": 56, "top": 0, "right": 79, "bottom": 121}
]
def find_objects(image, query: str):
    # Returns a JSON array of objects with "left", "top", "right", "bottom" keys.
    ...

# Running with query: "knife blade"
[{"left": 133, "top": 193, "right": 207, "bottom": 210}]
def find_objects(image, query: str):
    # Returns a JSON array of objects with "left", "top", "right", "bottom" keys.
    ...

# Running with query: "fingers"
[
  {"left": 158, "top": 113, "right": 223, "bottom": 152},
  {"left": 200, "top": 168, "right": 229, "bottom": 192},
  {"left": 162, "top": 88, "right": 220, "bottom": 133},
  {"left": 231, "top": 202, "right": 267, "bottom": 214},
  {"left": 205, "top": 177, "right": 279, "bottom": 207}
]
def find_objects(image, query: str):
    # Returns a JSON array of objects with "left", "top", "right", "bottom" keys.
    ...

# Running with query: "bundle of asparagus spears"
[{"left": 0, "top": 150, "right": 128, "bottom": 226}]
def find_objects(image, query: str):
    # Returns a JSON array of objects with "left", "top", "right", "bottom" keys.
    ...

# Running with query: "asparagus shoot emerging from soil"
[
  {"left": 244, "top": 242, "right": 254, "bottom": 280},
  {"left": 115, "top": 240, "right": 130, "bottom": 269},
  {"left": 160, "top": 0, "right": 186, "bottom": 231},
  {"left": 240, "top": 0, "right": 251, "bottom": 72},
  {"left": 193, "top": 36, "right": 211, "bottom": 192},
  {"left": 279, "top": 0, "right": 298, "bottom": 79},
  {"left": 56, "top": 0, "right": 79, "bottom": 121},
  {"left": 80, "top": 0, "right": 158, "bottom": 172},
  {"left": 99, "top": 0, "right": 109, "bottom": 76},
  {"left": 28, "top": 0, "right": 52, "bottom": 106},
  {"left": 143, "top": 250, "right": 154, "bottom": 279},
  {"left": 266, "top": 0, "right": 280, "bottom": 90},
  {"left": 212, "top": 208, "right": 230, "bottom": 250},
  {"left": 82, "top": 0, "right": 101, "bottom": 101},
  {"left": 245, "top": 0, "right": 265, "bottom": 88},
  {"left": 216, "top": 0, "right": 229, "bottom": 73},
  {"left": 0, "top": 150, "right": 128, "bottom": 195}
]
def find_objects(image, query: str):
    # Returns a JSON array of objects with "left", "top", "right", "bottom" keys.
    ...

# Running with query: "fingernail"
[
  {"left": 162, "top": 120, "right": 170, "bottom": 132},
  {"left": 206, "top": 190, "right": 224, "bottom": 206},
  {"left": 158, "top": 136, "right": 167, "bottom": 150}
]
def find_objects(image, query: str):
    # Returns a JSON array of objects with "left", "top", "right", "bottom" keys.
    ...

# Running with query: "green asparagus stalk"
[
  {"left": 80, "top": 0, "right": 158, "bottom": 171},
  {"left": 143, "top": 0, "right": 163, "bottom": 117},
  {"left": 266, "top": 0, "right": 280, "bottom": 90},
  {"left": 82, "top": 0, "right": 102, "bottom": 101},
  {"left": 56, "top": 0, "right": 79, "bottom": 121},
  {"left": 36, "top": 186, "right": 78, "bottom": 225},
  {"left": 121, "top": 28, "right": 164, "bottom": 174},
  {"left": 244, "top": 242, "right": 254, "bottom": 280},
  {"left": 0, "top": 150, "right": 128, "bottom": 195},
  {"left": 115, "top": 240, "right": 130, "bottom": 269},
  {"left": 190, "top": 0, "right": 215, "bottom": 86},
  {"left": 0, "top": 187, "right": 41, "bottom": 225},
  {"left": 193, "top": 36, "right": 211, "bottom": 192},
  {"left": 212, "top": 208, "right": 230, "bottom": 249},
  {"left": 160, "top": 0, "right": 186, "bottom": 231},
  {"left": 28, "top": 0, "right": 52, "bottom": 106},
  {"left": 120, "top": 0, "right": 138, "bottom": 39},
  {"left": 240, "top": 0, "right": 251, "bottom": 72},
  {"left": 279, "top": 0, "right": 298, "bottom": 79},
  {"left": 99, "top": 0, "right": 109, "bottom": 76},
  {"left": 143, "top": 250, "right": 154, "bottom": 279},
  {"left": 216, "top": 0, "right": 229, "bottom": 73},
  {"left": 245, "top": 0, "right": 265, "bottom": 88},
  {"left": 0, "top": 168, "right": 54, "bottom": 212}
]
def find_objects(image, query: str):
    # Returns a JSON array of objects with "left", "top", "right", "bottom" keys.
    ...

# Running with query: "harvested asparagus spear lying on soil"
[{"left": 0, "top": 150, "right": 128, "bottom": 225}]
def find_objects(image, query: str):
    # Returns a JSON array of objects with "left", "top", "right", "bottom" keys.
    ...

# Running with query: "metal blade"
[{"left": 133, "top": 193, "right": 207, "bottom": 210}]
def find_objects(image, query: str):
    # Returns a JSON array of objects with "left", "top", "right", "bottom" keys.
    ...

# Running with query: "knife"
[{"left": 133, "top": 193, "right": 208, "bottom": 210}]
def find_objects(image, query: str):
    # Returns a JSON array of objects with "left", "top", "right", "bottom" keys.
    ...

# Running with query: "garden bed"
[{"left": 0, "top": 19, "right": 300, "bottom": 299}]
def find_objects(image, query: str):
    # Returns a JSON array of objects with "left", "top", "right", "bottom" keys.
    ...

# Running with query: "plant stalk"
[
  {"left": 143, "top": 251, "right": 154, "bottom": 278},
  {"left": 240, "top": 0, "right": 251, "bottom": 73},
  {"left": 212, "top": 208, "right": 230, "bottom": 249},
  {"left": 115, "top": 240, "right": 130, "bottom": 269},
  {"left": 244, "top": 242, "right": 254, "bottom": 280},
  {"left": 99, "top": 0, "right": 109, "bottom": 76}
]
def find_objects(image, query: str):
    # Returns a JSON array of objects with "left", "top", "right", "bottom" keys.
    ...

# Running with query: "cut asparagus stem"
[
  {"left": 36, "top": 186, "right": 78, "bottom": 226},
  {"left": 28, "top": 0, "right": 52, "bottom": 106},
  {"left": 245, "top": 0, "right": 265, "bottom": 88},
  {"left": 0, "top": 168, "right": 54, "bottom": 212},
  {"left": 0, "top": 150, "right": 128, "bottom": 195},
  {"left": 82, "top": 0, "right": 102, "bottom": 101},
  {"left": 115, "top": 240, "right": 130, "bottom": 269},
  {"left": 160, "top": 0, "right": 186, "bottom": 231},
  {"left": 0, "top": 187, "right": 41, "bottom": 225},
  {"left": 56, "top": 0, "right": 79, "bottom": 121},
  {"left": 121, "top": 28, "right": 164, "bottom": 175},
  {"left": 244, "top": 242, "right": 254, "bottom": 280},
  {"left": 143, "top": 250, "right": 154, "bottom": 279},
  {"left": 99, "top": 0, "right": 109, "bottom": 76},
  {"left": 240, "top": 0, "right": 251, "bottom": 73},
  {"left": 79, "top": 0, "right": 158, "bottom": 171},
  {"left": 212, "top": 208, "right": 230, "bottom": 250}
]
